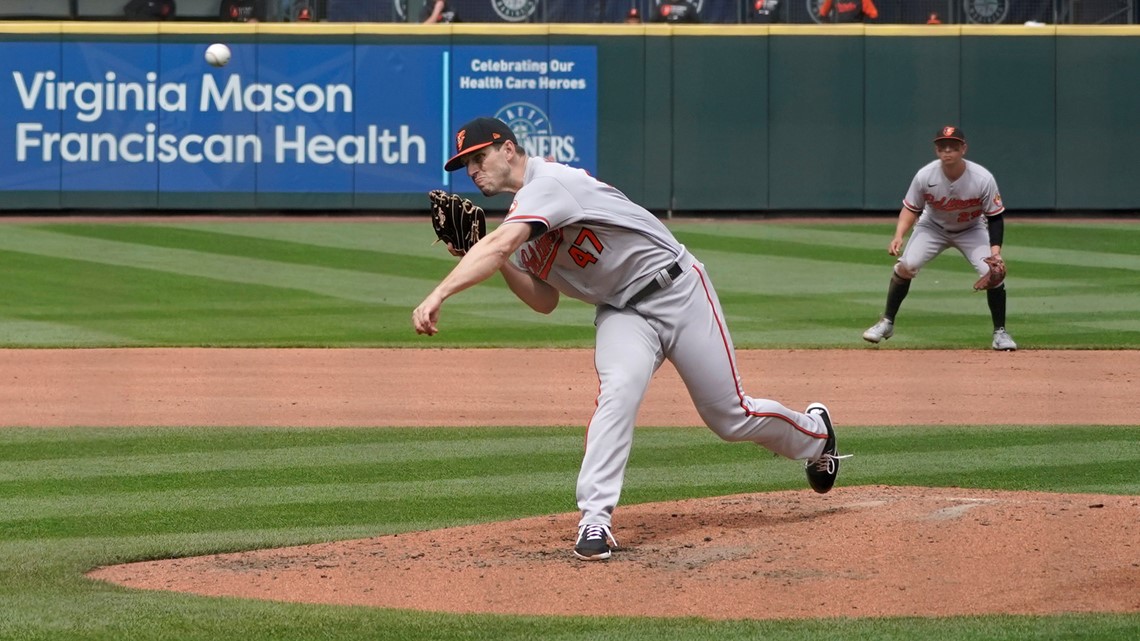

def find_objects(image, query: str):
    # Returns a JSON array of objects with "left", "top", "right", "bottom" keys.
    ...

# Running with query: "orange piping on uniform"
[{"left": 694, "top": 265, "right": 825, "bottom": 439}]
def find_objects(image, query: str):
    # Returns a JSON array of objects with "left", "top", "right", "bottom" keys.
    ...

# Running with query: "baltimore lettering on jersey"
[
  {"left": 517, "top": 227, "right": 564, "bottom": 280},
  {"left": 923, "top": 194, "right": 985, "bottom": 210}
]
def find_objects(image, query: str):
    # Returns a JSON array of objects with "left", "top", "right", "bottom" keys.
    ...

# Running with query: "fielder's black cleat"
[
  {"left": 574, "top": 524, "right": 616, "bottom": 561},
  {"left": 805, "top": 403, "right": 849, "bottom": 494}
]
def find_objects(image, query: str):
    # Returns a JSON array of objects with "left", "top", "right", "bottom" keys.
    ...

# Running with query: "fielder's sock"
[
  {"left": 884, "top": 274, "right": 911, "bottom": 320},
  {"left": 987, "top": 285, "right": 1007, "bottom": 330}
]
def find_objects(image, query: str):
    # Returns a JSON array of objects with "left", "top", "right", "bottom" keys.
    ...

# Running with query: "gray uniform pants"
[
  {"left": 896, "top": 220, "right": 993, "bottom": 279},
  {"left": 578, "top": 255, "right": 829, "bottom": 528}
]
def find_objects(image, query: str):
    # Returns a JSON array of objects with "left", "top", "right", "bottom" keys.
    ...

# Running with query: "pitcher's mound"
[{"left": 89, "top": 486, "right": 1140, "bottom": 620}]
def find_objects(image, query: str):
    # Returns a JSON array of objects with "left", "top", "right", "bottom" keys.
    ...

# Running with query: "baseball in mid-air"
[{"left": 204, "top": 43, "right": 231, "bottom": 68}]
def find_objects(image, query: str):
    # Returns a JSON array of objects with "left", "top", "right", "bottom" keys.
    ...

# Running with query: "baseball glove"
[
  {"left": 428, "top": 190, "right": 486, "bottom": 255},
  {"left": 973, "top": 256, "right": 1007, "bottom": 291}
]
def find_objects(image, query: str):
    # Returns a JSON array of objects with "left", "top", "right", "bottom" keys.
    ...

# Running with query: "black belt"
[{"left": 627, "top": 261, "right": 683, "bottom": 306}]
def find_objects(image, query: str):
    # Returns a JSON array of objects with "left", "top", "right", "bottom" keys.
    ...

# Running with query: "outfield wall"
[{"left": 0, "top": 22, "right": 1136, "bottom": 212}]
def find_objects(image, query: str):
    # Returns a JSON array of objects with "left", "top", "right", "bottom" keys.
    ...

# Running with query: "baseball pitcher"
[{"left": 413, "top": 117, "right": 849, "bottom": 561}]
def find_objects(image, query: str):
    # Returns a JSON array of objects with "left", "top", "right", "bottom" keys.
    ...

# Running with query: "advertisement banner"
[
  {"left": 446, "top": 44, "right": 597, "bottom": 189},
  {"left": 0, "top": 40, "right": 597, "bottom": 204}
]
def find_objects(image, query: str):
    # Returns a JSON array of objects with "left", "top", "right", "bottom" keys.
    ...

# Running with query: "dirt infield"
[
  {"left": 5, "top": 347, "right": 1136, "bottom": 620},
  {"left": 3, "top": 348, "right": 1138, "bottom": 427}
]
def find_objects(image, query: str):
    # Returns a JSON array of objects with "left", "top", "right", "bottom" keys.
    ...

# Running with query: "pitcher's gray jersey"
[
  {"left": 504, "top": 157, "right": 682, "bottom": 307},
  {"left": 903, "top": 159, "right": 1005, "bottom": 233}
]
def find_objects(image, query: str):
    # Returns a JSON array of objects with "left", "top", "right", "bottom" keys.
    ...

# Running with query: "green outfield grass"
[
  {"left": 0, "top": 218, "right": 1137, "bottom": 348},
  {"left": 1, "top": 424, "right": 1138, "bottom": 641},
  {"left": 0, "top": 217, "right": 1138, "bottom": 640}
]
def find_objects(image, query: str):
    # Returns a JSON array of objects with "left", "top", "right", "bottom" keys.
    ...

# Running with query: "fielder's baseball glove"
[
  {"left": 429, "top": 190, "right": 486, "bottom": 255},
  {"left": 973, "top": 255, "right": 1007, "bottom": 291}
]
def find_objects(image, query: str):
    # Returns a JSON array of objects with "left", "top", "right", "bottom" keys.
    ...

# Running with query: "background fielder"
[
  {"left": 863, "top": 126, "right": 1017, "bottom": 351},
  {"left": 413, "top": 117, "right": 848, "bottom": 561}
]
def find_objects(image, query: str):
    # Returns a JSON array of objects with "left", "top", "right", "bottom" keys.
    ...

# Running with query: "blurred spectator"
[
  {"left": 276, "top": 0, "right": 312, "bottom": 21},
  {"left": 123, "top": 0, "right": 175, "bottom": 20},
  {"left": 651, "top": 1, "right": 700, "bottom": 23},
  {"left": 220, "top": 0, "right": 266, "bottom": 22},
  {"left": 625, "top": 7, "right": 641, "bottom": 23},
  {"left": 926, "top": 12, "right": 941, "bottom": 24},
  {"left": 275, "top": 0, "right": 290, "bottom": 21},
  {"left": 749, "top": 0, "right": 780, "bottom": 23},
  {"left": 818, "top": 0, "right": 878, "bottom": 22},
  {"left": 422, "top": 0, "right": 459, "bottom": 23}
]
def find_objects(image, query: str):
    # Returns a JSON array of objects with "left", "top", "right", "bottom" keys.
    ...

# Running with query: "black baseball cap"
[
  {"left": 444, "top": 117, "right": 517, "bottom": 171},
  {"left": 933, "top": 126, "right": 966, "bottom": 143}
]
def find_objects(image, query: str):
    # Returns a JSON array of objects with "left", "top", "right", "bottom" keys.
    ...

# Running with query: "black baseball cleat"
[
  {"left": 804, "top": 402, "right": 850, "bottom": 494},
  {"left": 574, "top": 523, "right": 617, "bottom": 561}
]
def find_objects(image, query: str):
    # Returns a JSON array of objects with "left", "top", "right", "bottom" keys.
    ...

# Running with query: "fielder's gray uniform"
[
  {"left": 503, "top": 157, "right": 830, "bottom": 529},
  {"left": 895, "top": 158, "right": 1006, "bottom": 280}
]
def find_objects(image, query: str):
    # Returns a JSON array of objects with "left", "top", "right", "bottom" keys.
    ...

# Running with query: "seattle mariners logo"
[
  {"left": 493, "top": 0, "right": 538, "bottom": 22},
  {"left": 965, "top": 0, "right": 1009, "bottom": 24},
  {"left": 494, "top": 102, "right": 578, "bottom": 164}
]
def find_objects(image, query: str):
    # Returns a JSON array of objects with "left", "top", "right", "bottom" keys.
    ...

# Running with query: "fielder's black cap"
[
  {"left": 444, "top": 117, "right": 517, "bottom": 171},
  {"left": 933, "top": 126, "right": 966, "bottom": 143}
]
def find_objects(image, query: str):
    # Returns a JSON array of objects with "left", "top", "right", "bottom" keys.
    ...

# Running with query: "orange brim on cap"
[{"left": 444, "top": 141, "right": 496, "bottom": 172}]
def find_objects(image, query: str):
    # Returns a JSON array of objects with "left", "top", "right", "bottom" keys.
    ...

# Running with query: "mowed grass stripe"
[
  {"left": 0, "top": 432, "right": 753, "bottom": 498},
  {"left": 166, "top": 220, "right": 458, "bottom": 256},
  {"left": 0, "top": 425, "right": 576, "bottom": 458},
  {"left": 0, "top": 433, "right": 588, "bottom": 482},
  {"left": 675, "top": 224, "right": 1140, "bottom": 285},
  {"left": 868, "top": 460, "right": 1140, "bottom": 494},
  {"left": 769, "top": 219, "right": 1140, "bottom": 251},
  {"left": 33, "top": 224, "right": 450, "bottom": 279},
  {"left": 1010, "top": 222, "right": 1140, "bottom": 251},
  {"left": 3, "top": 427, "right": 1137, "bottom": 528},
  {"left": 684, "top": 229, "right": 1140, "bottom": 280},
  {"left": 0, "top": 436, "right": 811, "bottom": 519},
  {"left": 0, "top": 225, "right": 595, "bottom": 343},
  {"left": 0, "top": 470, "right": 577, "bottom": 523},
  {"left": 0, "top": 318, "right": 129, "bottom": 345},
  {"left": 0, "top": 447, "right": 586, "bottom": 502},
  {"left": 0, "top": 227, "right": 469, "bottom": 307},
  {"left": 843, "top": 424, "right": 1140, "bottom": 452},
  {"left": 8, "top": 457, "right": 1134, "bottom": 540},
  {"left": 0, "top": 248, "right": 355, "bottom": 318},
  {"left": 0, "top": 489, "right": 575, "bottom": 541},
  {"left": 8, "top": 224, "right": 594, "bottom": 334}
]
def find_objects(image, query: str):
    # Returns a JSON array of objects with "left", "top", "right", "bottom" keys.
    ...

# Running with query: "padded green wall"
[
  {"left": 643, "top": 26, "right": 1136, "bottom": 212},
  {"left": 672, "top": 34, "right": 769, "bottom": 211},
  {"left": 1055, "top": 34, "right": 1140, "bottom": 210},
  {"left": 864, "top": 33, "right": 960, "bottom": 210}
]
